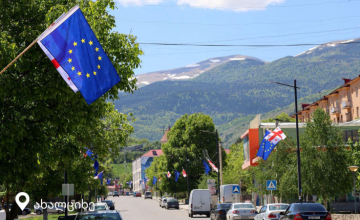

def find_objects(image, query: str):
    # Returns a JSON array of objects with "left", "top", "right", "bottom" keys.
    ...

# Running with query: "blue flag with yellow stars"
[
  {"left": 174, "top": 170, "right": 180, "bottom": 182},
  {"left": 257, "top": 129, "right": 271, "bottom": 160},
  {"left": 38, "top": 5, "right": 121, "bottom": 104}
]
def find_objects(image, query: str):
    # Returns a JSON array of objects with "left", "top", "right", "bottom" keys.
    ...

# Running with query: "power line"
[
  {"left": 117, "top": 0, "right": 360, "bottom": 10},
  {"left": 139, "top": 40, "right": 360, "bottom": 47}
]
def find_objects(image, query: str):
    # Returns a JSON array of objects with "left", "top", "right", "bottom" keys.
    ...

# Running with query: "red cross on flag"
[
  {"left": 265, "top": 127, "right": 287, "bottom": 145},
  {"left": 167, "top": 171, "right": 171, "bottom": 178},
  {"left": 207, "top": 158, "right": 218, "bottom": 173},
  {"left": 182, "top": 168, "right": 187, "bottom": 177}
]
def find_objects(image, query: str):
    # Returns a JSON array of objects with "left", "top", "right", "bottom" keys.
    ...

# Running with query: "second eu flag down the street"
[{"left": 38, "top": 5, "right": 121, "bottom": 104}]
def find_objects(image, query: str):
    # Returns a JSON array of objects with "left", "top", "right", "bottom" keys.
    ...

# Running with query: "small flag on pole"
[
  {"left": 167, "top": 171, "right": 171, "bottom": 178},
  {"left": 182, "top": 168, "right": 187, "bottom": 177},
  {"left": 37, "top": 5, "right": 121, "bottom": 104},
  {"left": 207, "top": 158, "right": 218, "bottom": 172},
  {"left": 174, "top": 170, "right": 180, "bottom": 182}
]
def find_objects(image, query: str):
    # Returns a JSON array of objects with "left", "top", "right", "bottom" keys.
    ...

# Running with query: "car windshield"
[
  {"left": 103, "top": 201, "right": 112, "bottom": 206},
  {"left": 234, "top": 204, "right": 255, "bottom": 209},
  {"left": 269, "top": 205, "right": 289, "bottom": 211},
  {"left": 294, "top": 204, "right": 326, "bottom": 212},
  {"left": 168, "top": 199, "right": 178, "bottom": 203},
  {"left": 146, "top": 192, "right": 151, "bottom": 195},
  {"left": 219, "top": 204, "right": 232, "bottom": 209},
  {"left": 76, "top": 213, "right": 121, "bottom": 220},
  {"left": 91, "top": 205, "right": 106, "bottom": 211}
]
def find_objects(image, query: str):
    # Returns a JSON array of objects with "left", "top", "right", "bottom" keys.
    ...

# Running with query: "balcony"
[
  {"left": 331, "top": 107, "right": 340, "bottom": 114},
  {"left": 342, "top": 101, "right": 351, "bottom": 109}
]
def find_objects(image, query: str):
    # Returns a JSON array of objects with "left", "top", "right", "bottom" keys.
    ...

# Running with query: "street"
[{"left": 111, "top": 196, "right": 207, "bottom": 220}]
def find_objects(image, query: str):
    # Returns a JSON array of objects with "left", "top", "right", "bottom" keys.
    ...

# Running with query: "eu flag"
[
  {"left": 256, "top": 130, "right": 271, "bottom": 158},
  {"left": 202, "top": 159, "right": 211, "bottom": 175},
  {"left": 174, "top": 170, "right": 180, "bottom": 182},
  {"left": 153, "top": 176, "right": 157, "bottom": 185},
  {"left": 38, "top": 5, "right": 121, "bottom": 104}
]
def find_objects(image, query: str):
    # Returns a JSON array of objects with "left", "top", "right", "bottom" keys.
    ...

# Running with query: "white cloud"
[
  {"left": 177, "top": 0, "right": 285, "bottom": 12},
  {"left": 117, "top": 0, "right": 165, "bottom": 6}
]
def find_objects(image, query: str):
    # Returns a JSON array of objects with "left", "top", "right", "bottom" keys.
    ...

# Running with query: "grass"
[
  {"left": 111, "top": 163, "right": 131, "bottom": 178},
  {"left": 24, "top": 212, "right": 77, "bottom": 220}
]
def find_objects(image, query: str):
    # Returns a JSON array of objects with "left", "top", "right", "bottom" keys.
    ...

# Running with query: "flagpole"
[{"left": 0, "top": 39, "right": 39, "bottom": 75}]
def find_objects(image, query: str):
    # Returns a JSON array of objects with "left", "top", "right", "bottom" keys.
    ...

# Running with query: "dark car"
[
  {"left": 210, "top": 203, "right": 232, "bottom": 220},
  {"left": 113, "top": 191, "right": 119, "bottom": 197},
  {"left": 280, "top": 203, "right": 331, "bottom": 220},
  {"left": 136, "top": 192, "right": 141, "bottom": 197},
  {"left": 75, "top": 210, "right": 122, "bottom": 220},
  {"left": 165, "top": 199, "right": 179, "bottom": 210},
  {"left": 102, "top": 200, "right": 115, "bottom": 210},
  {"left": 2, "top": 204, "right": 31, "bottom": 215}
]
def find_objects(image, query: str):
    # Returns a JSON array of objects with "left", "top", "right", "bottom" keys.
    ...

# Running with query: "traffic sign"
[
  {"left": 233, "top": 185, "right": 240, "bottom": 193},
  {"left": 266, "top": 180, "right": 277, "bottom": 190}
]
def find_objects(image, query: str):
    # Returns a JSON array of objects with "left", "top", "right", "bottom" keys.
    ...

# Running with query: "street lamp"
[
  {"left": 348, "top": 166, "right": 359, "bottom": 214},
  {"left": 200, "top": 129, "right": 220, "bottom": 203},
  {"left": 270, "top": 80, "right": 302, "bottom": 203}
]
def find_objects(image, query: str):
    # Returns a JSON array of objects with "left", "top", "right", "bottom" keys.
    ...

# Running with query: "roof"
[
  {"left": 160, "top": 127, "right": 170, "bottom": 143},
  {"left": 141, "top": 149, "right": 163, "bottom": 157}
]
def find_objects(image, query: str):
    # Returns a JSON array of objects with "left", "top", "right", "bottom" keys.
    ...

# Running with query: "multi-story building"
[{"left": 132, "top": 149, "right": 163, "bottom": 192}]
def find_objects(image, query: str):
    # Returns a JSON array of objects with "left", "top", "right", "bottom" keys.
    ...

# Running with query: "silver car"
[
  {"left": 34, "top": 202, "right": 65, "bottom": 215},
  {"left": 226, "top": 203, "right": 257, "bottom": 220},
  {"left": 254, "top": 203, "right": 289, "bottom": 220}
]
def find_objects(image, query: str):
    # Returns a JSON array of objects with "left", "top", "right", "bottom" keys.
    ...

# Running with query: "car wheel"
[
  {"left": 36, "top": 210, "right": 42, "bottom": 215},
  {"left": 22, "top": 211, "right": 27, "bottom": 215},
  {"left": 58, "top": 210, "right": 63, "bottom": 214},
  {"left": 207, "top": 213, "right": 210, "bottom": 218},
  {"left": 190, "top": 213, "right": 193, "bottom": 218},
  {"left": 166, "top": 206, "right": 169, "bottom": 210}
]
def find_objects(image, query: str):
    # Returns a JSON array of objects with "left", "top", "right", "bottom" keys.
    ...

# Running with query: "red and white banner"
[
  {"left": 182, "top": 168, "right": 187, "bottom": 177},
  {"left": 207, "top": 158, "right": 218, "bottom": 172},
  {"left": 265, "top": 127, "right": 287, "bottom": 145},
  {"left": 167, "top": 171, "right": 171, "bottom": 178}
]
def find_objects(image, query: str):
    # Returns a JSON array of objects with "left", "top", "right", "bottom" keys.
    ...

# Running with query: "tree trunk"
[{"left": 324, "top": 196, "right": 328, "bottom": 211}]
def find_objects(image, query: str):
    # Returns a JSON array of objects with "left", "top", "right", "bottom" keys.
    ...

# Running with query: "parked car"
[
  {"left": 255, "top": 203, "right": 289, "bottom": 220},
  {"left": 280, "top": 203, "right": 331, "bottom": 220},
  {"left": 89, "top": 203, "right": 109, "bottom": 212},
  {"left": 188, "top": 189, "right": 211, "bottom": 218},
  {"left": 113, "top": 191, "right": 119, "bottom": 197},
  {"left": 75, "top": 210, "right": 122, "bottom": 220},
  {"left": 2, "top": 204, "right": 31, "bottom": 215},
  {"left": 145, "top": 191, "right": 152, "bottom": 199},
  {"left": 0, "top": 211, "right": 5, "bottom": 220},
  {"left": 108, "top": 192, "right": 113, "bottom": 196},
  {"left": 102, "top": 200, "right": 115, "bottom": 210},
  {"left": 161, "top": 198, "right": 168, "bottom": 208},
  {"left": 226, "top": 203, "right": 257, "bottom": 220},
  {"left": 165, "top": 198, "right": 179, "bottom": 210},
  {"left": 125, "top": 192, "right": 130, "bottom": 196},
  {"left": 133, "top": 191, "right": 137, "bottom": 197},
  {"left": 210, "top": 203, "right": 232, "bottom": 220},
  {"left": 34, "top": 202, "right": 65, "bottom": 215},
  {"left": 136, "top": 192, "right": 141, "bottom": 197}
]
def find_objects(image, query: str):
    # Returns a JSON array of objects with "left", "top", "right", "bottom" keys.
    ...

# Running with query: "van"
[
  {"left": 188, "top": 189, "right": 211, "bottom": 218},
  {"left": 220, "top": 184, "right": 241, "bottom": 203},
  {"left": 0, "top": 210, "right": 5, "bottom": 220}
]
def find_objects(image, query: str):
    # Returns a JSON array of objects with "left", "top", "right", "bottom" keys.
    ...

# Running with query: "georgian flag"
[
  {"left": 265, "top": 127, "right": 287, "bottom": 145},
  {"left": 94, "top": 171, "right": 103, "bottom": 179},
  {"left": 207, "top": 158, "right": 218, "bottom": 172},
  {"left": 167, "top": 171, "right": 171, "bottom": 178},
  {"left": 159, "top": 176, "right": 161, "bottom": 182},
  {"left": 182, "top": 168, "right": 187, "bottom": 177}
]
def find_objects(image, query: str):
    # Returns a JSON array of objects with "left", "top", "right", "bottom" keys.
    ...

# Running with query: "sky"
[{"left": 109, "top": 0, "right": 360, "bottom": 75}]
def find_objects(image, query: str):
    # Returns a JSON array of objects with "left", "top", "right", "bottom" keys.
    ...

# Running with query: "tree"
[
  {"left": 160, "top": 113, "right": 218, "bottom": 195},
  {"left": 261, "top": 113, "right": 295, "bottom": 123},
  {"left": 301, "top": 108, "right": 352, "bottom": 209},
  {"left": 0, "top": 1, "right": 141, "bottom": 219}
]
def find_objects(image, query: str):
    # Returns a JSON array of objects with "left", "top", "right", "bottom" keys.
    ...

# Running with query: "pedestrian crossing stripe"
[{"left": 267, "top": 181, "right": 276, "bottom": 189}]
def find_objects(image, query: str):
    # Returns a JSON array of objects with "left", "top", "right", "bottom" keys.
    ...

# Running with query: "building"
[
  {"left": 160, "top": 127, "right": 170, "bottom": 144},
  {"left": 132, "top": 149, "right": 163, "bottom": 192}
]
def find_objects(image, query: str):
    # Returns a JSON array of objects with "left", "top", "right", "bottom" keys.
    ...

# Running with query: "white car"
[
  {"left": 89, "top": 202, "right": 109, "bottom": 211},
  {"left": 254, "top": 203, "right": 289, "bottom": 220},
  {"left": 108, "top": 192, "right": 113, "bottom": 196},
  {"left": 226, "top": 203, "right": 257, "bottom": 220},
  {"left": 34, "top": 202, "right": 65, "bottom": 215}
]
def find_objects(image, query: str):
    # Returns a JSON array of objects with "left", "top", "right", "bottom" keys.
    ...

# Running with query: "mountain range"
[{"left": 114, "top": 38, "right": 360, "bottom": 147}]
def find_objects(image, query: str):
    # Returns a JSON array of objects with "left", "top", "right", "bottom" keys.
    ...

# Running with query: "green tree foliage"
[
  {"left": 301, "top": 108, "right": 352, "bottom": 208},
  {"left": 0, "top": 1, "right": 142, "bottom": 219},
  {"left": 155, "top": 113, "right": 219, "bottom": 195},
  {"left": 348, "top": 131, "right": 360, "bottom": 189},
  {"left": 261, "top": 112, "right": 295, "bottom": 123}
]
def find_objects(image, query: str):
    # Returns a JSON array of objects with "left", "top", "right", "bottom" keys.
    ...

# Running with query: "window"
[
  {"left": 357, "top": 107, "right": 359, "bottom": 118},
  {"left": 341, "top": 115, "right": 343, "bottom": 123},
  {"left": 343, "top": 130, "right": 360, "bottom": 142},
  {"left": 357, "top": 87, "right": 358, "bottom": 97}
]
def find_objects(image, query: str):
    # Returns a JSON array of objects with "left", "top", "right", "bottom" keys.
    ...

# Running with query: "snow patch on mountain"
[{"left": 229, "top": 57, "right": 245, "bottom": 61}]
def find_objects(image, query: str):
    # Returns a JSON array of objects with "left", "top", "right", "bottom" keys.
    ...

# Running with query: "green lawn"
[
  {"left": 24, "top": 213, "right": 76, "bottom": 220},
  {"left": 111, "top": 163, "right": 131, "bottom": 178}
]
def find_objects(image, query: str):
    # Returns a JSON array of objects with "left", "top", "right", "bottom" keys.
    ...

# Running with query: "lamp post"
[
  {"left": 270, "top": 80, "right": 302, "bottom": 203},
  {"left": 348, "top": 166, "right": 359, "bottom": 214},
  {"left": 200, "top": 129, "right": 220, "bottom": 203}
]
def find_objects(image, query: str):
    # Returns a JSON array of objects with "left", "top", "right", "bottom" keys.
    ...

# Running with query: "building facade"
[{"left": 132, "top": 149, "right": 163, "bottom": 192}]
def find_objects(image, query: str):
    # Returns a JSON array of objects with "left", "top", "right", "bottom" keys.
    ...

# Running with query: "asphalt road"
[{"left": 110, "top": 195, "right": 208, "bottom": 220}]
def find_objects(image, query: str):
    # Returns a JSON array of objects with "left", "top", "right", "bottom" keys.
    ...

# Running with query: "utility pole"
[
  {"left": 219, "top": 142, "right": 223, "bottom": 186},
  {"left": 186, "top": 145, "right": 190, "bottom": 199},
  {"left": 216, "top": 130, "right": 220, "bottom": 203},
  {"left": 64, "top": 170, "right": 68, "bottom": 217}
]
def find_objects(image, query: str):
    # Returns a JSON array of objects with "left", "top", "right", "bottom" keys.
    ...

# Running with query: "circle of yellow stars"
[{"left": 66, "top": 38, "right": 102, "bottom": 79}]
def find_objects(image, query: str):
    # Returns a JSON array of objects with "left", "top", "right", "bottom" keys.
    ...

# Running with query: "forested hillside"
[{"left": 113, "top": 39, "right": 360, "bottom": 147}]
